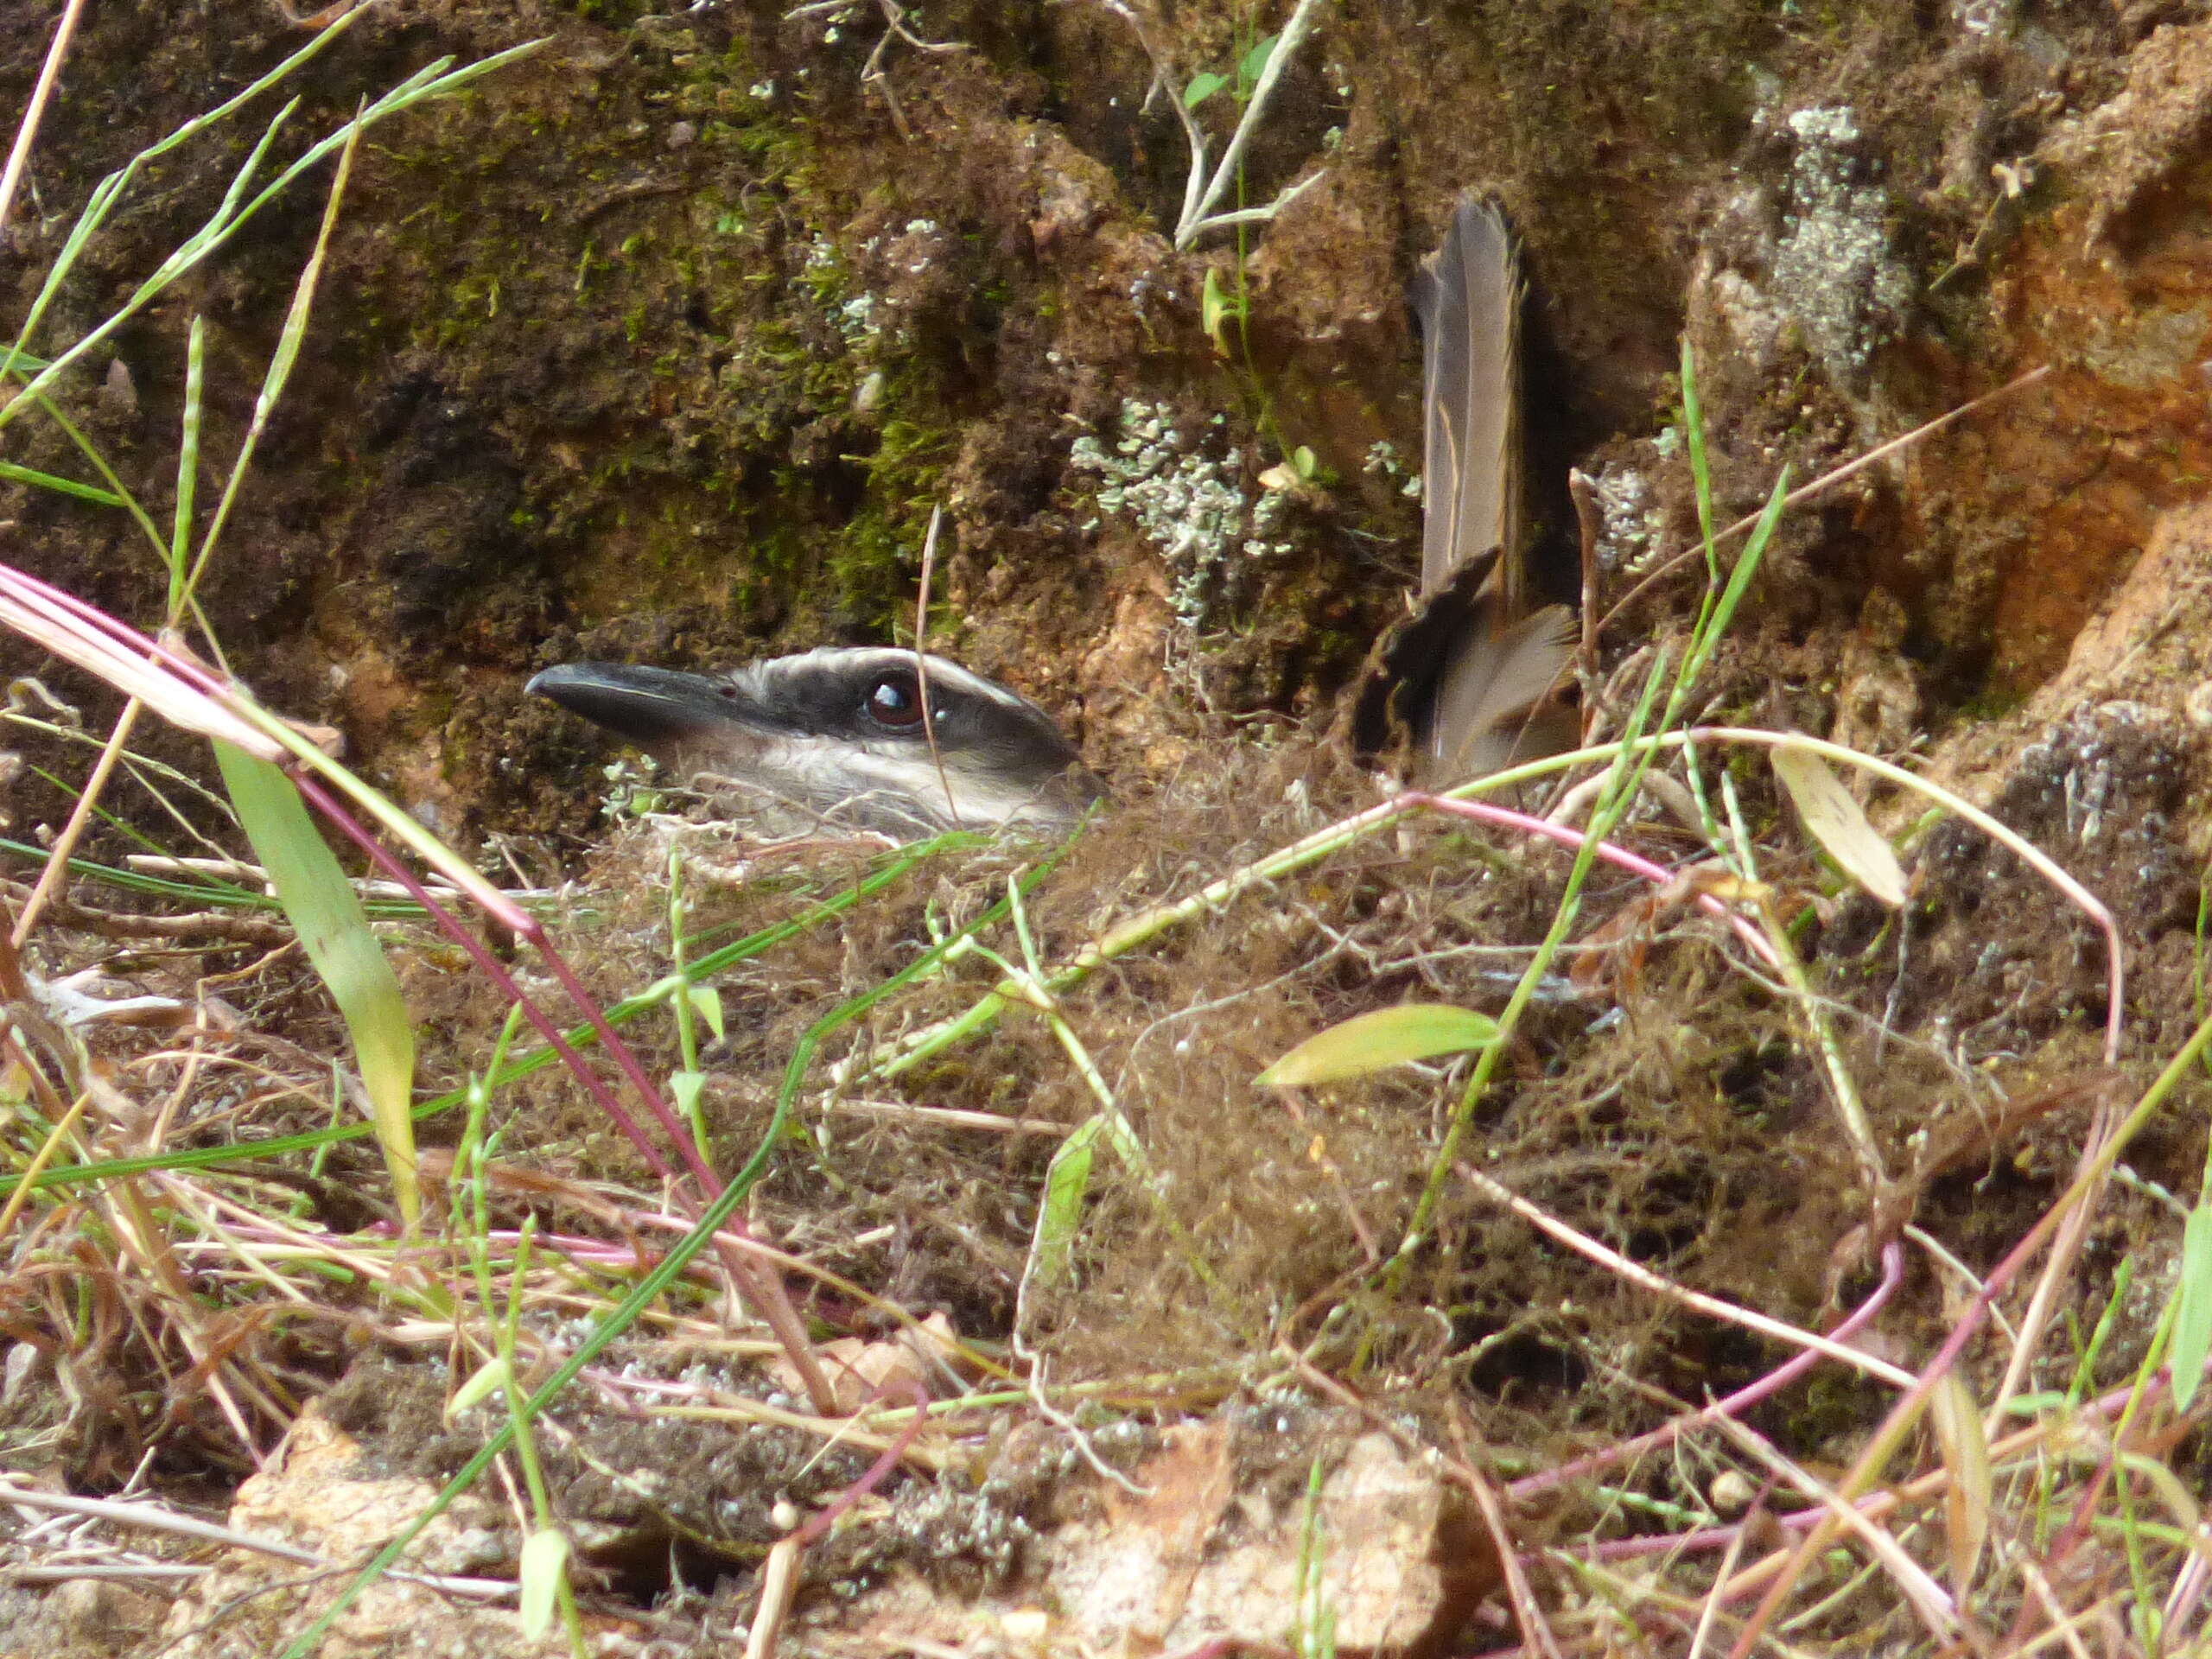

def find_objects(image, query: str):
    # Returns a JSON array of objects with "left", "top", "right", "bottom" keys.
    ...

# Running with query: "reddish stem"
[
  {"left": 286, "top": 767, "right": 687, "bottom": 1186},
  {"left": 1508, "top": 1243, "right": 1902, "bottom": 1502}
]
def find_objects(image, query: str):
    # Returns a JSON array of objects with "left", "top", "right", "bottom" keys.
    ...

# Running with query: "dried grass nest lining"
[
  {"left": 486, "top": 730, "right": 2111, "bottom": 1429},
  {"left": 9, "top": 701, "right": 2142, "bottom": 1503},
  {"left": 5, "top": 713, "right": 2178, "bottom": 1657}
]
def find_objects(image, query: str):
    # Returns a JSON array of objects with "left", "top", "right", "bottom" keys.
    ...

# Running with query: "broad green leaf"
[
  {"left": 445, "top": 1357, "right": 511, "bottom": 1420},
  {"left": 2171, "top": 1202, "right": 2212, "bottom": 1410},
  {"left": 1258, "top": 1005, "right": 1499, "bottom": 1087},
  {"left": 1032, "top": 1116, "right": 1103, "bottom": 1288},
  {"left": 1771, "top": 744, "right": 1908, "bottom": 906},
  {"left": 518, "top": 1527, "right": 570, "bottom": 1639},
  {"left": 1184, "top": 71, "right": 1228, "bottom": 108},
  {"left": 1928, "top": 1372, "right": 1990, "bottom": 1592},
  {"left": 215, "top": 743, "right": 418, "bottom": 1224}
]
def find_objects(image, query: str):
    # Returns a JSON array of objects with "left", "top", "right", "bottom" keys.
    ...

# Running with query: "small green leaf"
[
  {"left": 688, "top": 983, "right": 725, "bottom": 1040},
  {"left": 1292, "top": 444, "right": 1316, "bottom": 479},
  {"left": 215, "top": 744, "right": 418, "bottom": 1224},
  {"left": 671, "top": 1070, "right": 707, "bottom": 1115},
  {"left": 2171, "top": 1202, "right": 2212, "bottom": 1410},
  {"left": 445, "top": 1356, "right": 510, "bottom": 1419},
  {"left": 1032, "top": 1116, "right": 1103, "bottom": 1287},
  {"left": 518, "top": 1528, "right": 571, "bottom": 1639},
  {"left": 1201, "top": 266, "right": 1231, "bottom": 357},
  {"left": 1236, "top": 31, "right": 1281, "bottom": 88},
  {"left": 1184, "top": 70, "right": 1228, "bottom": 108},
  {"left": 1258, "top": 1005, "right": 1500, "bottom": 1087}
]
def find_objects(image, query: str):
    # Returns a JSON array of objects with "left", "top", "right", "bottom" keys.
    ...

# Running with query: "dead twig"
[
  {"left": 25, "top": 888, "right": 292, "bottom": 948},
  {"left": 911, "top": 503, "right": 961, "bottom": 830},
  {"left": 1091, "top": 0, "right": 1328, "bottom": 249},
  {"left": 1457, "top": 1161, "right": 1916, "bottom": 1388},
  {"left": 1597, "top": 365, "right": 2052, "bottom": 639},
  {"left": 0, "top": 0, "right": 90, "bottom": 238}
]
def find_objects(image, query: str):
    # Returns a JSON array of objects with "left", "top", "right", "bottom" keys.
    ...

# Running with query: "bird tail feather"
[{"left": 1429, "top": 602, "right": 1577, "bottom": 782}]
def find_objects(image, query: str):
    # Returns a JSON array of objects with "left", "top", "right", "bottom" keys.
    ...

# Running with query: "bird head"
[{"left": 528, "top": 646, "right": 1101, "bottom": 837}]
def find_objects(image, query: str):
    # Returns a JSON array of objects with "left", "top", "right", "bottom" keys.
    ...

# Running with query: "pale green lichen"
[
  {"left": 1591, "top": 465, "right": 1665, "bottom": 573},
  {"left": 1071, "top": 400, "right": 1294, "bottom": 632},
  {"left": 1768, "top": 105, "right": 1912, "bottom": 388},
  {"left": 1363, "top": 439, "right": 1421, "bottom": 499}
]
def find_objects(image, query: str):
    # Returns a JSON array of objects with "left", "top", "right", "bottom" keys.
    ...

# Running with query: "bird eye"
[{"left": 864, "top": 672, "right": 926, "bottom": 728}]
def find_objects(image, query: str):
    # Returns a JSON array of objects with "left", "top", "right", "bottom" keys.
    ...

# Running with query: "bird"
[
  {"left": 527, "top": 646, "right": 1103, "bottom": 839},
  {"left": 1353, "top": 194, "right": 1578, "bottom": 784},
  {"left": 537, "top": 200, "right": 1563, "bottom": 834}
]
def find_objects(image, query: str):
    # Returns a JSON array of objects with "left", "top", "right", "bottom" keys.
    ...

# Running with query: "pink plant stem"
[
  {"left": 1719, "top": 1198, "right": 2099, "bottom": 1654},
  {"left": 286, "top": 768, "right": 690, "bottom": 1187},
  {"left": 789, "top": 1378, "right": 931, "bottom": 1547},
  {"left": 293, "top": 774, "right": 842, "bottom": 1421},
  {"left": 2, "top": 568, "right": 230, "bottom": 692},
  {"left": 1584, "top": 1372, "right": 2171, "bottom": 1569},
  {"left": 1508, "top": 1243, "right": 1902, "bottom": 1502},
  {"left": 1402, "top": 791, "right": 1781, "bottom": 968},
  {"left": 528, "top": 944, "right": 721, "bottom": 1184}
]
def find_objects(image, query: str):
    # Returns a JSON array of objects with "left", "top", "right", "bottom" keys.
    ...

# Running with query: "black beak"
[{"left": 525, "top": 662, "right": 755, "bottom": 749}]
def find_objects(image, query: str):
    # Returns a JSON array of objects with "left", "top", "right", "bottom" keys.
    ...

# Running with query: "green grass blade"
[
  {"left": 169, "top": 316, "right": 207, "bottom": 608},
  {"left": 0, "top": 35, "right": 542, "bottom": 437},
  {"left": 2171, "top": 1202, "right": 2212, "bottom": 1409},
  {"left": 31, "top": 834, "right": 976, "bottom": 1192},
  {"left": 213, "top": 742, "right": 418, "bottom": 1227},
  {"left": 0, "top": 102, "right": 297, "bottom": 433},
  {"left": 1681, "top": 336, "right": 1716, "bottom": 567},
  {"left": 180, "top": 106, "right": 359, "bottom": 614},
  {"left": 0, "top": 461, "right": 125, "bottom": 507},
  {"left": 276, "top": 842, "right": 1059, "bottom": 1659}
]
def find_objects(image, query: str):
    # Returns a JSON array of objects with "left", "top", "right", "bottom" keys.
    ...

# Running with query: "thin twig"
[
  {"left": 1177, "top": 0, "right": 1327, "bottom": 247},
  {"left": 1458, "top": 1164, "right": 1916, "bottom": 1386},
  {"left": 0, "top": 0, "right": 90, "bottom": 237},
  {"left": 27, "top": 888, "right": 292, "bottom": 947},
  {"left": 1507, "top": 1243, "right": 1902, "bottom": 1501},
  {"left": 1092, "top": 0, "right": 1329, "bottom": 250},
  {"left": 1448, "top": 1405, "right": 1567, "bottom": 1659},
  {"left": 1712, "top": 1416, "right": 1963, "bottom": 1645},
  {"left": 911, "top": 503, "right": 961, "bottom": 830},
  {"left": 0, "top": 1478, "right": 312, "bottom": 1567},
  {"left": 1599, "top": 365, "right": 2052, "bottom": 639},
  {"left": 1568, "top": 467, "right": 1601, "bottom": 691},
  {"left": 11, "top": 702, "right": 139, "bottom": 945}
]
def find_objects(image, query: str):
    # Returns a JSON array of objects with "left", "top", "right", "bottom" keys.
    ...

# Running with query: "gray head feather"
[{"left": 529, "top": 647, "right": 1102, "bottom": 837}]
